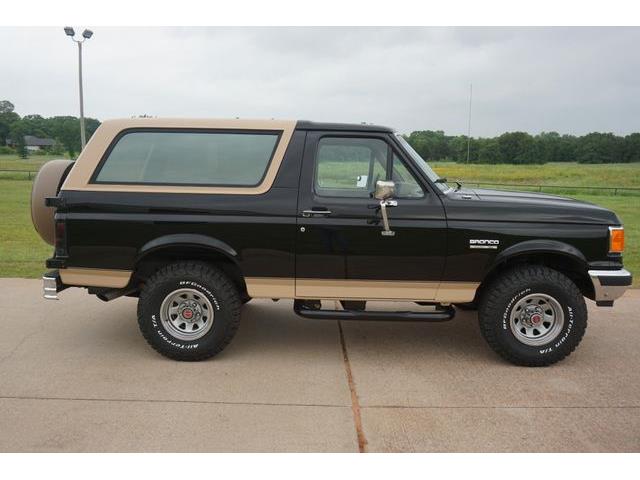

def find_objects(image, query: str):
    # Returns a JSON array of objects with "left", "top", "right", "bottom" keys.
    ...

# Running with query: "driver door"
[{"left": 294, "top": 131, "right": 447, "bottom": 301}]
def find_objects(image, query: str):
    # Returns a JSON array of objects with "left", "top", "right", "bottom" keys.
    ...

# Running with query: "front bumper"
[{"left": 588, "top": 268, "right": 633, "bottom": 306}]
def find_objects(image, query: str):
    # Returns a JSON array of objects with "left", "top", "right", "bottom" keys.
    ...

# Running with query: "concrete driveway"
[{"left": 0, "top": 278, "right": 638, "bottom": 452}]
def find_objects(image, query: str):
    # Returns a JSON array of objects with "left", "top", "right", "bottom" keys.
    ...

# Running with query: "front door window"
[{"left": 314, "top": 136, "right": 423, "bottom": 199}]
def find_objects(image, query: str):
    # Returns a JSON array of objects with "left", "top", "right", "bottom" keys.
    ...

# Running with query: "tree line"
[
  {"left": 0, "top": 100, "right": 100, "bottom": 158},
  {"left": 1, "top": 99, "right": 638, "bottom": 164},
  {"left": 405, "top": 130, "right": 640, "bottom": 164}
]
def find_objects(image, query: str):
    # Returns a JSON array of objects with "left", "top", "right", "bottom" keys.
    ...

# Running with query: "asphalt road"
[{"left": 0, "top": 279, "right": 638, "bottom": 452}]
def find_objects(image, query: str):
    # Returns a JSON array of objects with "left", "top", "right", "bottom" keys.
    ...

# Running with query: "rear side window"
[{"left": 93, "top": 130, "right": 280, "bottom": 186}]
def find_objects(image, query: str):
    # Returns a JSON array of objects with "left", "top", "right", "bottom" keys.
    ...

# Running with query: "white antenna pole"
[{"left": 466, "top": 83, "right": 473, "bottom": 163}]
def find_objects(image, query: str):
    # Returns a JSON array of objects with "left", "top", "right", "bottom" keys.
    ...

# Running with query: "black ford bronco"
[{"left": 31, "top": 118, "right": 632, "bottom": 366}]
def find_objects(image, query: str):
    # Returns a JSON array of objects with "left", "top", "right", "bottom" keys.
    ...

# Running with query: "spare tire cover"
[{"left": 30, "top": 159, "right": 74, "bottom": 246}]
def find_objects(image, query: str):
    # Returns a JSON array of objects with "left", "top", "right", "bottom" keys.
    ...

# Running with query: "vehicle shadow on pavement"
[{"left": 90, "top": 298, "right": 500, "bottom": 365}]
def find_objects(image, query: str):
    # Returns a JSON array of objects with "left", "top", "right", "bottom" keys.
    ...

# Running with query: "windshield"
[{"left": 395, "top": 134, "right": 450, "bottom": 192}]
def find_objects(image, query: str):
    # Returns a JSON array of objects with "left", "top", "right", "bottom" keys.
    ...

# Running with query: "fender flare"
[
  {"left": 488, "top": 239, "right": 588, "bottom": 275},
  {"left": 136, "top": 234, "right": 238, "bottom": 265}
]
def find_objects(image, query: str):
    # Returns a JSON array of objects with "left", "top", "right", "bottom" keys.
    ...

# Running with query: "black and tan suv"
[{"left": 31, "top": 118, "right": 632, "bottom": 366}]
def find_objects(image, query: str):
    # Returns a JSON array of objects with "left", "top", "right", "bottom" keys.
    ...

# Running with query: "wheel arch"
[
  {"left": 477, "top": 240, "right": 594, "bottom": 301},
  {"left": 132, "top": 234, "right": 247, "bottom": 298}
]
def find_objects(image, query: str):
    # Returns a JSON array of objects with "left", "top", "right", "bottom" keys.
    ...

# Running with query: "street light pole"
[
  {"left": 77, "top": 41, "right": 85, "bottom": 148},
  {"left": 64, "top": 27, "right": 93, "bottom": 151},
  {"left": 466, "top": 83, "right": 472, "bottom": 164}
]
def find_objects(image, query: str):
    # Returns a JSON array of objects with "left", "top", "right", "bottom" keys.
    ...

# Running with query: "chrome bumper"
[
  {"left": 43, "top": 271, "right": 64, "bottom": 300},
  {"left": 588, "top": 268, "right": 632, "bottom": 306}
]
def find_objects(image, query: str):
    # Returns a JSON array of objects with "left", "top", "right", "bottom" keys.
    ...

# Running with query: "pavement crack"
[
  {"left": 0, "top": 395, "right": 349, "bottom": 409},
  {"left": 338, "top": 320, "right": 368, "bottom": 453},
  {"left": 361, "top": 405, "right": 640, "bottom": 409}
]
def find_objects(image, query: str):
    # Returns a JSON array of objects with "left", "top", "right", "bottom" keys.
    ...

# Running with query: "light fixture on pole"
[{"left": 64, "top": 26, "right": 93, "bottom": 151}]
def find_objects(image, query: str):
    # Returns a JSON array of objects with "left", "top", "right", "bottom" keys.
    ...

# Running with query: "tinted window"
[
  {"left": 94, "top": 130, "right": 280, "bottom": 186},
  {"left": 315, "top": 137, "right": 423, "bottom": 198}
]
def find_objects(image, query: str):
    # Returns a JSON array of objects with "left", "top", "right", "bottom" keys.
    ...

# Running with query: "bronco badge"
[{"left": 469, "top": 239, "right": 500, "bottom": 249}]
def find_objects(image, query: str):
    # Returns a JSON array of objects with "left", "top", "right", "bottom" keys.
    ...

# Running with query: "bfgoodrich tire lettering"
[
  {"left": 137, "top": 261, "right": 241, "bottom": 361},
  {"left": 478, "top": 265, "right": 587, "bottom": 366}
]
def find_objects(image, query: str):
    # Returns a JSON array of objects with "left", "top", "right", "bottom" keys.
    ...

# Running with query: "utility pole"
[
  {"left": 466, "top": 83, "right": 473, "bottom": 163},
  {"left": 64, "top": 27, "right": 93, "bottom": 151}
]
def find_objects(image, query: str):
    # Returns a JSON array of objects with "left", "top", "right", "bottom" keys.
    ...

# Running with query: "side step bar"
[{"left": 294, "top": 301, "right": 455, "bottom": 322}]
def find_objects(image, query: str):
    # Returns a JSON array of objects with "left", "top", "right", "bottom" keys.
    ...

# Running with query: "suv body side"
[{"left": 49, "top": 118, "right": 628, "bottom": 306}]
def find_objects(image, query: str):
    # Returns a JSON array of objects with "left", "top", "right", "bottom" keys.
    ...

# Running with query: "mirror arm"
[{"left": 379, "top": 199, "right": 397, "bottom": 237}]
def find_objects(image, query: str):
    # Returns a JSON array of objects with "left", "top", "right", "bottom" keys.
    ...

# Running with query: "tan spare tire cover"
[{"left": 31, "top": 159, "right": 74, "bottom": 246}]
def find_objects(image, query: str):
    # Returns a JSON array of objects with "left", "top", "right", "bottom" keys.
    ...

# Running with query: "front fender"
[{"left": 490, "top": 239, "right": 588, "bottom": 272}]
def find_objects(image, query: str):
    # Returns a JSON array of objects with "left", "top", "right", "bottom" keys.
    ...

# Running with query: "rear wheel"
[
  {"left": 478, "top": 265, "right": 587, "bottom": 366},
  {"left": 137, "top": 261, "right": 241, "bottom": 361}
]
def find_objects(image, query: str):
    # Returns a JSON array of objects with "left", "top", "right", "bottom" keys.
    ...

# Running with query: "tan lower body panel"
[
  {"left": 434, "top": 282, "right": 480, "bottom": 303},
  {"left": 246, "top": 277, "right": 479, "bottom": 303},
  {"left": 60, "top": 268, "right": 132, "bottom": 289},
  {"left": 245, "top": 277, "right": 295, "bottom": 298},
  {"left": 296, "top": 278, "right": 439, "bottom": 301},
  {"left": 59, "top": 272, "right": 477, "bottom": 302}
]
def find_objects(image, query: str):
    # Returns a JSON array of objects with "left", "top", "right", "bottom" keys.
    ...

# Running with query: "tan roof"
[{"left": 100, "top": 118, "right": 295, "bottom": 129}]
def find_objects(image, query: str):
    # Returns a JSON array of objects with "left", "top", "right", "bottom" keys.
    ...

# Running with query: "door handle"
[{"left": 301, "top": 209, "right": 332, "bottom": 218}]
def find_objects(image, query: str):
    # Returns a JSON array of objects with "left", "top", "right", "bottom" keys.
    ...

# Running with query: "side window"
[
  {"left": 315, "top": 137, "right": 387, "bottom": 198},
  {"left": 392, "top": 154, "right": 424, "bottom": 198},
  {"left": 314, "top": 136, "right": 423, "bottom": 198},
  {"left": 93, "top": 130, "right": 280, "bottom": 187}
]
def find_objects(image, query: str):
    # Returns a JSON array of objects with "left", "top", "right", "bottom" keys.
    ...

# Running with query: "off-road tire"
[
  {"left": 478, "top": 265, "right": 587, "bottom": 366},
  {"left": 137, "top": 261, "right": 241, "bottom": 361}
]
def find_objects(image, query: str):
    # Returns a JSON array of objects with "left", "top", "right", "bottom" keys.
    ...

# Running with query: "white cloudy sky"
[{"left": 1, "top": 26, "right": 638, "bottom": 137}]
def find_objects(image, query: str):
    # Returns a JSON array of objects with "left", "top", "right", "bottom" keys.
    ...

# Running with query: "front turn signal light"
[{"left": 609, "top": 227, "right": 625, "bottom": 253}]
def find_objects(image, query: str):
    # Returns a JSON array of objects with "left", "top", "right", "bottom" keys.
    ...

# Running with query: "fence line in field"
[
  {"left": 0, "top": 169, "right": 38, "bottom": 180},
  {"left": 462, "top": 182, "right": 640, "bottom": 196},
  {"left": 0, "top": 169, "right": 639, "bottom": 195}
]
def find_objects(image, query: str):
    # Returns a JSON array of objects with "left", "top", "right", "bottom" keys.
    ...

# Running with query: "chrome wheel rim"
[
  {"left": 509, "top": 293, "right": 564, "bottom": 346},
  {"left": 160, "top": 288, "right": 214, "bottom": 341}
]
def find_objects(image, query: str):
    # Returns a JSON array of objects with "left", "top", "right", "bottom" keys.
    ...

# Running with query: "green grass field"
[
  {"left": 432, "top": 161, "right": 640, "bottom": 190},
  {"left": 0, "top": 156, "right": 638, "bottom": 285}
]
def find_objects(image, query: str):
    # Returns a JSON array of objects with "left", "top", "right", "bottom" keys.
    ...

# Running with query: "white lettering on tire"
[
  {"left": 179, "top": 280, "right": 220, "bottom": 310},
  {"left": 539, "top": 305, "right": 573, "bottom": 355},
  {"left": 502, "top": 288, "right": 531, "bottom": 330}
]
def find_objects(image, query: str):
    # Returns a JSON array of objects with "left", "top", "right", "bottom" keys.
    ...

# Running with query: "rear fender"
[{"left": 136, "top": 234, "right": 238, "bottom": 264}]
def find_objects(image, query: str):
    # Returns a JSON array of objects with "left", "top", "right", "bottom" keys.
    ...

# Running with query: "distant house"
[
  {"left": 7, "top": 135, "right": 56, "bottom": 151},
  {"left": 23, "top": 135, "right": 56, "bottom": 151}
]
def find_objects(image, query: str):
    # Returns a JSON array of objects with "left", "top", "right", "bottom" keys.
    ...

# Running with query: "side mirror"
[{"left": 374, "top": 180, "right": 396, "bottom": 200}]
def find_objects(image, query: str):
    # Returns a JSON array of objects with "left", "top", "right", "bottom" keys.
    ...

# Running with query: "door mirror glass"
[{"left": 374, "top": 180, "right": 396, "bottom": 200}]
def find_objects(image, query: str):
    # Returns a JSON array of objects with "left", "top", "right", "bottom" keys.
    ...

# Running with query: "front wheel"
[
  {"left": 478, "top": 265, "right": 587, "bottom": 366},
  {"left": 137, "top": 262, "right": 241, "bottom": 361}
]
